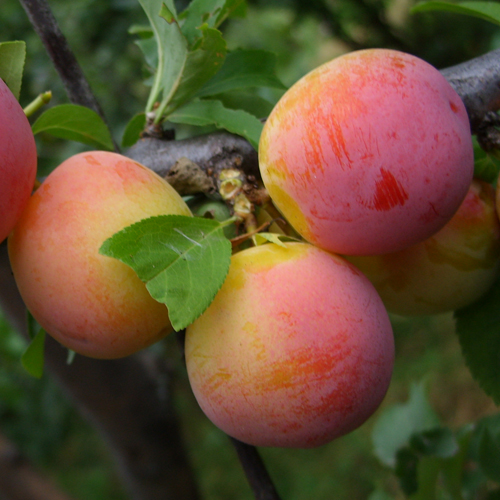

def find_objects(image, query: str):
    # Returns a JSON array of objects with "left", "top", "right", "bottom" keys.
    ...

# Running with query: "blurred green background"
[{"left": 1, "top": 0, "right": 499, "bottom": 498}]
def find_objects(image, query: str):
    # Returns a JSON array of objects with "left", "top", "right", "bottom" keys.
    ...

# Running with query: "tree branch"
[
  {"left": 440, "top": 48, "right": 500, "bottom": 149},
  {"left": 17, "top": 0, "right": 119, "bottom": 151},
  {"left": 0, "top": 242, "right": 200, "bottom": 500}
]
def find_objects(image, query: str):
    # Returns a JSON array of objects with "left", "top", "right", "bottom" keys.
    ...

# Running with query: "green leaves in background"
[
  {"left": 121, "top": 112, "right": 146, "bottom": 148},
  {"left": 371, "top": 382, "right": 483, "bottom": 499},
  {"left": 0, "top": 40, "right": 26, "bottom": 100},
  {"left": 412, "top": 1, "right": 500, "bottom": 26},
  {"left": 179, "top": 0, "right": 245, "bottom": 45},
  {"left": 169, "top": 98, "right": 263, "bottom": 149},
  {"left": 99, "top": 214, "right": 232, "bottom": 331},
  {"left": 471, "top": 414, "right": 500, "bottom": 483},
  {"left": 32, "top": 104, "right": 114, "bottom": 150},
  {"left": 21, "top": 329, "right": 46, "bottom": 379},
  {"left": 160, "top": 24, "right": 226, "bottom": 116},
  {"left": 473, "top": 138, "right": 500, "bottom": 183},
  {"left": 196, "top": 49, "right": 286, "bottom": 98},
  {"left": 21, "top": 312, "right": 45, "bottom": 379},
  {"left": 372, "top": 382, "right": 440, "bottom": 467},
  {"left": 455, "top": 276, "right": 500, "bottom": 404},
  {"left": 130, "top": 0, "right": 283, "bottom": 148}
]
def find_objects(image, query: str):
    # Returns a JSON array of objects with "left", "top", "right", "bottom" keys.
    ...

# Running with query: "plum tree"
[
  {"left": 259, "top": 48, "right": 474, "bottom": 256},
  {"left": 0, "top": 78, "right": 37, "bottom": 243},
  {"left": 8, "top": 151, "right": 192, "bottom": 359},
  {"left": 346, "top": 180, "right": 500, "bottom": 316},
  {"left": 185, "top": 242, "right": 394, "bottom": 448}
]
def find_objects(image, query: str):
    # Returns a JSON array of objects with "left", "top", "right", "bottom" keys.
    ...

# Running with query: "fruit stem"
[
  {"left": 23, "top": 91, "right": 52, "bottom": 117},
  {"left": 229, "top": 437, "right": 283, "bottom": 500}
]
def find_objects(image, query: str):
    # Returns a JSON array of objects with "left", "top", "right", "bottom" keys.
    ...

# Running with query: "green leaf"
[
  {"left": 99, "top": 214, "right": 232, "bottom": 331},
  {"left": 169, "top": 98, "right": 263, "bottom": 149},
  {"left": 440, "top": 426, "right": 474, "bottom": 500},
  {"left": 180, "top": 0, "right": 246, "bottom": 45},
  {"left": 122, "top": 112, "right": 146, "bottom": 148},
  {"left": 411, "top": 1, "right": 500, "bottom": 26},
  {"left": 197, "top": 49, "right": 286, "bottom": 98},
  {"left": 410, "top": 428, "right": 459, "bottom": 458},
  {"left": 473, "top": 139, "right": 500, "bottom": 183},
  {"left": 368, "top": 490, "right": 394, "bottom": 500},
  {"left": 162, "top": 25, "right": 227, "bottom": 115},
  {"left": 0, "top": 41, "right": 26, "bottom": 100},
  {"left": 135, "top": 37, "right": 159, "bottom": 69},
  {"left": 21, "top": 328, "right": 46, "bottom": 379},
  {"left": 477, "top": 426, "right": 500, "bottom": 482},
  {"left": 254, "top": 233, "right": 298, "bottom": 247},
  {"left": 32, "top": 104, "right": 114, "bottom": 150},
  {"left": 138, "top": 0, "right": 188, "bottom": 113},
  {"left": 455, "top": 275, "right": 500, "bottom": 404},
  {"left": 213, "top": 91, "right": 275, "bottom": 119},
  {"left": 372, "top": 381, "right": 440, "bottom": 467}
]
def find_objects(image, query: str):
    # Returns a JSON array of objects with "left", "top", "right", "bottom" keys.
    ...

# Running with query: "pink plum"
[
  {"left": 259, "top": 49, "right": 474, "bottom": 255},
  {"left": 0, "top": 78, "right": 37, "bottom": 243},
  {"left": 185, "top": 242, "right": 394, "bottom": 448},
  {"left": 8, "top": 151, "right": 192, "bottom": 359},
  {"left": 347, "top": 180, "right": 500, "bottom": 316}
]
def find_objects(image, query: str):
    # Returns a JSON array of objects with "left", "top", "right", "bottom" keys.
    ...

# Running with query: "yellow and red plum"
[
  {"left": 185, "top": 242, "right": 394, "bottom": 448},
  {"left": 0, "top": 78, "right": 37, "bottom": 243},
  {"left": 259, "top": 49, "right": 474, "bottom": 255},
  {"left": 347, "top": 180, "right": 500, "bottom": 316},
  {"left": 8, "top": 151, "right": 192, "bottom": 359}
]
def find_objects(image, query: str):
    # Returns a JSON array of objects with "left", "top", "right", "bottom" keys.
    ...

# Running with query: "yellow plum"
[
  {"left": 9, "top": 151, "right": 192, "bottom": 359},
  {"left": 185, "top": 242, "right": 394, "bottom": 448}
]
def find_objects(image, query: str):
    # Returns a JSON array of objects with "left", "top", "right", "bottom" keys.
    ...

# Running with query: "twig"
[
  {"left": 229, "top": 438, "right": 283, "bottom": 500},
  {"left": 17, "top": 0, "right": 119, "bottom": 151}
]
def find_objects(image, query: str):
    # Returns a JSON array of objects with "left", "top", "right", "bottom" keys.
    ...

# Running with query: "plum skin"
[
  {"left": 185, "top": 242, "right": 394, "bottom": 448},
  {"left": 0, "top": 78, "right": 37, "bottom": 243},
  {"left": 347, "top": 180, "right": 500, "bottom": 316},
  {"left": 8, "top": 151, "right": 192, "bottom": 359},
  {"left": 259, "top": 48, "right": 474, "bottom": 256}
]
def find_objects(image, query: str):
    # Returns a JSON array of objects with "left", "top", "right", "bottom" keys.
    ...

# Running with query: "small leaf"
[
  {"left": 138, "top": 0, "right": 188, "bottom": 113},
  {"left": 162, "top": 25, "right": 227, "bottom": 115},
  {"left": 135, "top": 37, "right": 159, "bottom": 69},
  {"left": 0, "top": 41, "right": 26, "bottom": 100},
  {"left": 197, "top": 48, "right": 286, "bottom": 98},
  {"left": 372, "top": 381, "right": 440, "bottom": 467},
  {"left": 213, "top": 91, "right": 275, "bottom": 119},
  {"left": 180, "top": 0, "right": 246, "bottom": 45},
  {"left": 21, "top": 328, "right": 46, "bottom": 379},
  {"left": 169, "top": 98, "right": 263, "bottom": 149},
  {"left": 455, "top": 275, "right": 500, "bottom": 404},
  {"left": 411, "top": 1, "right": 500, "bottom": 26},
  {"left": 477, "top": 427, "right": 500, "bottom": 482},
  {"left": 473, "top": 141, "right": 500, "bottom": 183},
  {"left": 99, "top": 214, "right": 232, "bottom": 331},
  {"left": 410, "top": 428, "right": 459, "bottom": 458},
  {"left": 122, "top": 112, "right": 146, "bottom": 148},
  {"left": 254, "top": 233, "right": 298, "bottom": 247},
  {"left": 32, "top": 104, "right": 114, "bottom": 150}
]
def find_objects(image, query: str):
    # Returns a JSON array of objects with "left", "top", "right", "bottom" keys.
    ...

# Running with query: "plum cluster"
[
  {"left": 5, "top": 49, "right": 500, "bottom": 450},
  {"left": 184, "top": 49, "right": 499, "bottom": 448}
]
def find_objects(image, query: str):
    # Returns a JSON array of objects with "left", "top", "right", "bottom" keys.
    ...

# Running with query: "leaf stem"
[{"left": 23, "top": 90, "right": 52, "bottom": 117}]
